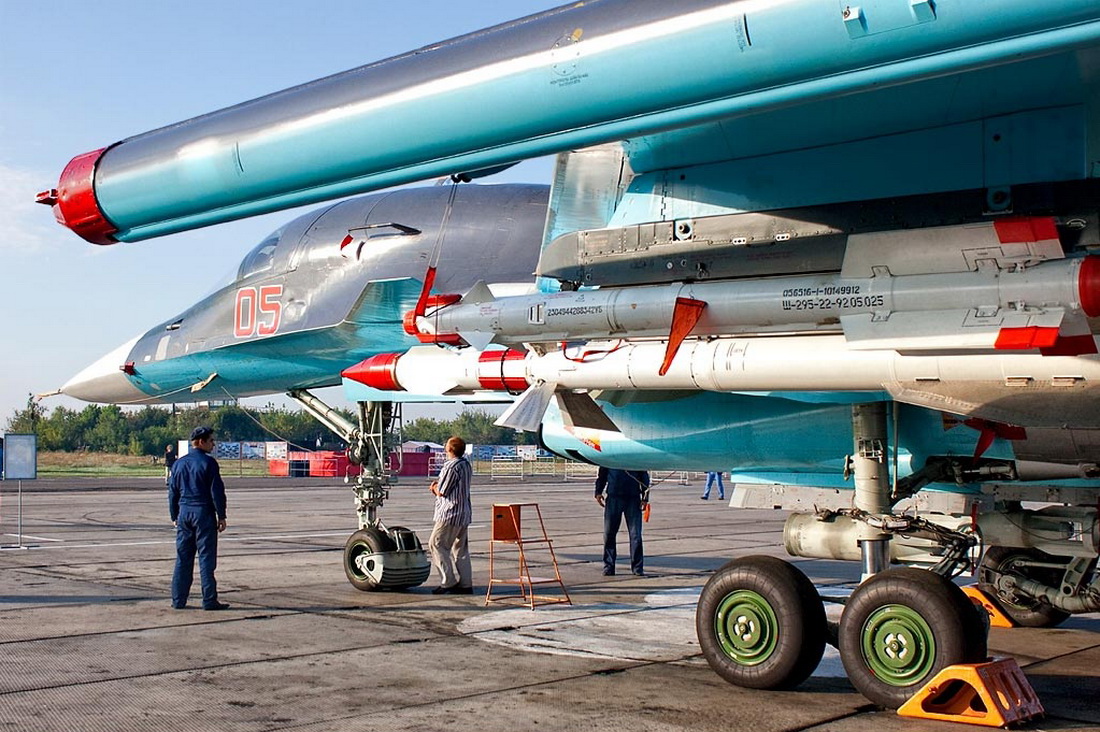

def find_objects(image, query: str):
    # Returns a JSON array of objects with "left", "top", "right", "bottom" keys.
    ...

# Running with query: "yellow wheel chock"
[
  {"left": 962, "top": 585, "right": 1016, "bottom": 629},
  {"left": 897, "top": 658, "right": 1044, "bottom": 727}
]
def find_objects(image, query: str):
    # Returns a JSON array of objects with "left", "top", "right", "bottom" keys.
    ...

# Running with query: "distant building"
[{"left": 401, "top": 440, "right": 444, "bottom": 454}]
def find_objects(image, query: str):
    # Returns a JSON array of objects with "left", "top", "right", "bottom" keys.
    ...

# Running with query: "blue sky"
[{"left": 0, "top": 1, "right": 561, "bottom": 426}]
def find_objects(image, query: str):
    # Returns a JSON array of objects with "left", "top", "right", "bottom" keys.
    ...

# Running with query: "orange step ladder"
[{"left": 485, "top": 503, "right": 571, "bottom": 609}]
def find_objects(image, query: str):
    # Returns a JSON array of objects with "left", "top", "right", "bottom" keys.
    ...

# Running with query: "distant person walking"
[
  {"left": 163, "top": 443, "right": 177, "bottom": 486},
  {"left": 594, "top": 467, "right": 650, "bottom": 576},
  {"left": 701, "top": 471, "right": 725, "bottom": 500},
  {"left": 168, "top": 426, "right": 229, "bottom": 610},
  {"left": 428, "top": 436, "right": 474, "bottom": 594}
]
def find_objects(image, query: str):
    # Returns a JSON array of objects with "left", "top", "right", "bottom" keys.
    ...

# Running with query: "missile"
[
  {"left": 345, "top": 338, "right": 1100, "bottom": 397},
  {"left": 37, "top": 0, "right": 1100, "bottom": 243},
  {"left": 343, "top": 334, "right": 1100, "bottom": 429},
  {"left": 406, "top": 248, "right": 1100, "bottom": 355}
]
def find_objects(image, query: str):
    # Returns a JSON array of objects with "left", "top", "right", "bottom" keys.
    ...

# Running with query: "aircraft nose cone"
[{"left": 61, "top": 336, "right": 148, "bottom": 403}]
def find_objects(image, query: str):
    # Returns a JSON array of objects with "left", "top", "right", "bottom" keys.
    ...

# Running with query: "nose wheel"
[{"left": 343, "top": 526, "right": 431, "bottom": 591}]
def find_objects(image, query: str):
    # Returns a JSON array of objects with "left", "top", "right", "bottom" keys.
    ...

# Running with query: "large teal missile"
[{"left": 37, "top": 0, "right": 1100, "bottom": 244}]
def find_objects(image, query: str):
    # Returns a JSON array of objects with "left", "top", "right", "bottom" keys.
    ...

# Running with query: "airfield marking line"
[
  {"left": 23, "top": 531, "right": 362, "bottom": 550},
  {"left": 229, "top": 531, "right": 357, "bottom": 541},
  {"left": 1, "top": 533, "right": 62, "bottom": 542},
  {"left": 30, "top": 539, "right": 179, "bottom": 549}
]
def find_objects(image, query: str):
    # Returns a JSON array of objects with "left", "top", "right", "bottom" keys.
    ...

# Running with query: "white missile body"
[
  {"left": 411, "top": 249, "right": 1099, "bottom": 353},
  {"left": 347, "top": 334, "right": 1100, "bottom": 428}
]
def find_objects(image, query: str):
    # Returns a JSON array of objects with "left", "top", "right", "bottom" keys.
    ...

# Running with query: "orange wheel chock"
[
  {"left": 962, "top": 585, "right": 1016, "bottom": 629},
  {"left": 897, "top": 658, "right": 1044, "bottom": 727}
]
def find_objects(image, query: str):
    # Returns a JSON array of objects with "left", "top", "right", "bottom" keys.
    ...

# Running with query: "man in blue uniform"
[
  {"left": 168, "top": 426, "right": 229, "bottom": 610},
  {"left": 594, "top": 467, "right": 650, "bottom": 576}
]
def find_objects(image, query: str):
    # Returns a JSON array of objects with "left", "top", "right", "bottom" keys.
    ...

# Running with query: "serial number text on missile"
[
  {"left": 546, "top": 306, "right": 605, "bottom": 317},
  {"left": 781, "top": 295, "right": 886, "bottom": 311},
  {"left": 781, "top": 285, "right": 863, "bottom": 297}
]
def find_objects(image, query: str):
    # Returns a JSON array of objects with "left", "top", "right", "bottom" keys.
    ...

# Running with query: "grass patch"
[{"left": 32, "top": 451, "right": 273, "bottom": 478}]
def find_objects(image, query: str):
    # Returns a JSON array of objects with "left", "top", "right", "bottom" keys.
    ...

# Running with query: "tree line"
[{"left": 4, "top": 395, "right": 528, "bottom": 456}]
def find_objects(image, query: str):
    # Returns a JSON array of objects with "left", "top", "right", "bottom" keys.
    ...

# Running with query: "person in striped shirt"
[{"left": 428, "top": 436, "right": 474, "bottom": 594}]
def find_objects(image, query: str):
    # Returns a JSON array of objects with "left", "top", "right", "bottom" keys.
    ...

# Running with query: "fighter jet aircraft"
[{"left": 41, "top": 0, "right": 1100, "bottom": 711}]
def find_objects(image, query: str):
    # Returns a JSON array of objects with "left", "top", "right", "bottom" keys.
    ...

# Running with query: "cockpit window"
[{"left": 237, "top": 228, "right": 282, "bottom": 281}]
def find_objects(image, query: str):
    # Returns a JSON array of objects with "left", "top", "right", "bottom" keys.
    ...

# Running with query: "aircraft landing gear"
[
  {"left": 694, "top": 557, "right": 987, "bottom": 708},
  {"left": 696, "top": 556, "right": 827, "bottom": 690},
  {"left": 290, "top": 390, "right": 431, "bottom": 592},
  {"left": 699, "top": 402, "right": 988, "bottom": 707},
  {"left": 978, "top": 547, "right": 1074, "bottom": 628},
  {"left": 975, "top": 505, "right": 1100, "bottom": 626},
  {"left": 343, "top": 526, "right": 430, "bottom": 592},
  {"left": 838, "top": 567, "right": 987, "bottom": 708}
]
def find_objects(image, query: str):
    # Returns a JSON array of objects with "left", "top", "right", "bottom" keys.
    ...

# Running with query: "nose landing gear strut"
[{"left": 290, "top": 390, "right": 431, "bottom": 591}]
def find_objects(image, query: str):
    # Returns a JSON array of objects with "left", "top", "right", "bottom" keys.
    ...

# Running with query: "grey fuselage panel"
[{"left": 127, "top": 184, "right": 549, "bottom": 368}]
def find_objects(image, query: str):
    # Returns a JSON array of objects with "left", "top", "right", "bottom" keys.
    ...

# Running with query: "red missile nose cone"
[
  {"left": 1080, "top": 256, "right": 1100, "bottom": 318},
  {"left": 342, "top": 353, "right": 403, "bottom": 391},
  {"left": 47, "top": 147, "right": 120, "bottom": 245}
]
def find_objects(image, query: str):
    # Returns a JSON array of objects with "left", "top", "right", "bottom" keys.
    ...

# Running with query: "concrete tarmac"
[{"left": 1, "top": 475, "right": 1098, "bottom": 731}]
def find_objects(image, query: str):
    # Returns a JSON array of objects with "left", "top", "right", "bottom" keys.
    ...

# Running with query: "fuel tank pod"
[{"left": 39, "top": 0, "right": 1100, "bottom": 243}]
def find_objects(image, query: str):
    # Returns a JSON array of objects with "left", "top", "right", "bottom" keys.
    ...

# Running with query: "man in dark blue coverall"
[
  {"left": 168, "top": 426, "right": 229, "bottom": 610},
  {"left": 594, "top": 467, "right": 650, "bottom": 576}
]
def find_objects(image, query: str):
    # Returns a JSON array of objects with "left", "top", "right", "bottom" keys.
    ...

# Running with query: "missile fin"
[
  {"left": 1039, "top": 312, "right": 1099, "bottom": 356},
  {"left": 660, "top": 297, "right": 707, "bottom": 376},
  {"left": 396, "top": 371, "right": 461, "bottom": 397},
  {"left": 556, "top": 390, "right": 620, "bottom": 433},
  {"left": 841, "top": 217, "right": 1063, "bottom": 278},
  {"left": 841, "top": 308, "right": 1067, "bottom": 352},
  {"left": 461, "top": 280, "right": 496, "bottom": 305},
  {"left": 460, "top": 330, "right": 496, "bottom": 351},
  {"left": 495, "top": 381, "right": 557, "bottom": 432}
]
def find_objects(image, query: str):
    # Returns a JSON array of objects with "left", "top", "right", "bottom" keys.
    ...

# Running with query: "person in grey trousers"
[{"left": 428, "top": 436, "right": 474, "bottom": 594}]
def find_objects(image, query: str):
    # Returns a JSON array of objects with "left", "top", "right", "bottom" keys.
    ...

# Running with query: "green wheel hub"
[
  {"left": 860, "top": 604, "right": 936, "bottom": 686},
  {"left": 715, "top": 590, "right": 779, "bottom": 666},
  {"left": 348, "top": 542, "right": 373, "bottom": 581}
]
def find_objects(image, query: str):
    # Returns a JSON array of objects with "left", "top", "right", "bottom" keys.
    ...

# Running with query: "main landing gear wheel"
[
  {"left": 839, "top": 567, "right": 988, "bottom": 709},
  {"left": 978, "top": 546, "right": 1071, "bottom": 628},
  {"left": 343, "top": 528, "right": 395, "bottom": 591},
  {"left": 696, "top": 555, "right": 827, "bottom": 690}
]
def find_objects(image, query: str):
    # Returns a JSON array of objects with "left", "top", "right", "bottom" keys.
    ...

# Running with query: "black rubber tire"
[
  {"left": 696, "top": 555, "right": 827, "bottom": 690},
  {"left": 978, "top": 546, "right": 1071, "bottom": 628},
  {"left": 343, "top": 528, "right": 395, "bottom": 591},
  {"left": 839, "top": 568, "right": 988, "bottom": 709},
  {"left": 381, "top": 525, "right": 428, "bottom": 591},
  {"left": 385, "top": 525, "right": 421, "bottom": 551}
]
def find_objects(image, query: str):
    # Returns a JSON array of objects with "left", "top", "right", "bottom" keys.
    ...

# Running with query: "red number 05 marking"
[{"left": 234, "top": 285, "right": 283, "bottom": 338}]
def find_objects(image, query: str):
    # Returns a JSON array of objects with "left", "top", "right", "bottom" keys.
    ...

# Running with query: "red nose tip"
[
  {"left": 41, "top": 148, "right": 119, "bottom": 245},
  {"left": 1080, "top": 256, "right": 1100, "bottom": 318},
  {"left": 341, "top": 353, "right": 404, "bottom": 391}
]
